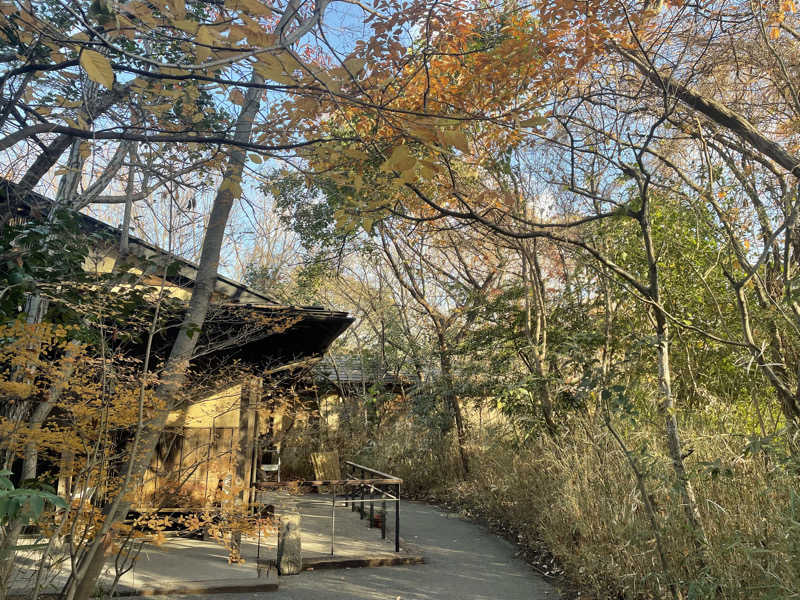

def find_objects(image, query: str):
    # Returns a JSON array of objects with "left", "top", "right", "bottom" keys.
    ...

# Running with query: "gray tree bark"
[{"left": 63, "top": 72, "right": 264, "bottom": 600}]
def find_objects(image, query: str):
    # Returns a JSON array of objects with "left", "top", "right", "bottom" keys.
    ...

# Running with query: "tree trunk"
[
  {"left": 64, "top": 73, "right": 263, "bottom": 600},
  {"left": 638, "top": 178, "right": 707, "bottom": 553},
  {"left": 732, "top": 283, "right": 800, "bottom": 453},
  {"left": 653, "top": 309, "right": 707, "bottom": 548},
  {"left": 0, "top": 342, "right": 79, "bottom": 595},
  {"left": 439, "top": 346, "right": 468, "bottom": 477},
  {"left": 14, "top": 86, "right": 127, "bottom": 202}
]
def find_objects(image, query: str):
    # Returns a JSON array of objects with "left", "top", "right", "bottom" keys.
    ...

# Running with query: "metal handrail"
[
  {"left": 343, "top": 461, "right": 401, "bottom": 553},
  {"left": 253, "top": 461, "right": 403, "bottom": 557},
  {"left": 343, "top": 461, "right": 402, "bottom": 482}
]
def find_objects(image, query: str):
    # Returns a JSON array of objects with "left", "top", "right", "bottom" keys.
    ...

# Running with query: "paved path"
[{"left": 154, "top": 501, "right": 554, "bottom": 600}]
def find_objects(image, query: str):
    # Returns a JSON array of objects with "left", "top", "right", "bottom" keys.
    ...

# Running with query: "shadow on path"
[{"left": 146, "top": 501, "right": 554, "bottom": 600}]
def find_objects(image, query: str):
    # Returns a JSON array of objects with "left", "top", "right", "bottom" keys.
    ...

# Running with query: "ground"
[{"left": 141, "top": 501, "right": 554, "bottom": 600}]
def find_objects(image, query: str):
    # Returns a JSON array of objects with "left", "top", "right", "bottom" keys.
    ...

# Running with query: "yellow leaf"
[
  {"left": 439, "top": 128, "right": 469, "bottom": 153},
  {"left": 238, "top": 15, "right": 275, "bottom": 47},
  {"left": 196, "top": 26, "right": 212, "bottom": 61},
  {"left": 227, "top": 0, "right": 274, "bottom": 16},
  {"left": 305, "top": 67, "right": 338, "bottom": 91},
  {"left": 342, "top": 147, "right": 369, "bottom": 160},
  {"left": 124, "top": 1, "right": 158, "bottom": 24},
  {"left": 253, "top": 54, "right": 295, "bottom": 84},
  {"left": 362, "top": 214, "right": 375, "bottom": 232},
  {"left": 80, "top": 50, "right": 114, "bottom": 89},
  {"left": 343, "top": 57, "right": 366, "bottom": 75},
  {"left": 518, "top": 116, "right": 547, "bottom": 128},
  {"left": 174, "top": 19, "right": 199, "bottom": 34},
  {"left": 149, "top": 103, "right": 172, "bottom": 114},
  {"left": 407, "top": 120, "right": 438, "bottom": 143},
  {"left": 249, "top": 153, "right": 262, "bottom": 163},
  {"left": 419, "top": 163, "right": 436, "bottom": 181},
  {"left": 227, "top": 24, "right": 247, "bottom": 45},
  {"left": 381, "top": 145, "right": 415, "bottom": 174},
  {"left": 170, "top": 0, "right": 185, "bottom": 18}
]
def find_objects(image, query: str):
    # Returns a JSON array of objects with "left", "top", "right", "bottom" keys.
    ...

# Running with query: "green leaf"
[
  {"left": 27, "top": 494, "right": 44, "bottom": 519},
  {"left": 0, "top": 496, "right": 11, "bottom": 519}
]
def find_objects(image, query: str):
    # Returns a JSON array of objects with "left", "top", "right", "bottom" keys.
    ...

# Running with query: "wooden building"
[{"left": 2, "top": 181, "right": 354, "bottom": 510}]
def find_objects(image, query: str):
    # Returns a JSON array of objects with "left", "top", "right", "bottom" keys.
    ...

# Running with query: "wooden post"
[
  {"left": 369, "top": 487, "right": 374, "bottom": 526},
  {"left": 237, "top": 377, "right": 259, "bottom": 510},
  {"left": 360, "top": 470, "right": 365, "bottom": 519},
  {"left": 249, "top": 377, "right": 262, "bottom": 507},
  {"left": 57, "top": 449, "right": 74, "bottom": 498},
  {"left": 233, "top": 377, "right": 258, "bottom": 557}
]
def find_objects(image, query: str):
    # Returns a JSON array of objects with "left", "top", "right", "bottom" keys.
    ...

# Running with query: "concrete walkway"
[{"left": 144, "top": 501, "right": 554, "bottom": 600}]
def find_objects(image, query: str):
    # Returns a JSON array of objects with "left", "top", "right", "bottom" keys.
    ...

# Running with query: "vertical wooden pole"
[
  {"left": 57, "top": 449, "right": 74, "bottom": 498},
  {"left": 360, "top": 470, "right": 365, "bottom": 519},
  {"left": 233, "top": 378, "right": 257, "bottom": 558},
  {"left": 249, "top": 377, "right": 262, "bottom": 507},
  {"left": 369, "top": 487, "right": 374, "bottom": 526}
]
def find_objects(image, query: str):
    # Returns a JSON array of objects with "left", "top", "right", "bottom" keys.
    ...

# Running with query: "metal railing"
[
  {"left": 254, "top": 461, "right": 402, "bottom": 556},
  {"left": 343, "top": 461, "right": 402, "bottom": 553}
]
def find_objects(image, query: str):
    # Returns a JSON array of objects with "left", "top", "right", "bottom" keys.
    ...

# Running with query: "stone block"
[{"left": 277, "top": 511, "right": 302, "bottom": 575}]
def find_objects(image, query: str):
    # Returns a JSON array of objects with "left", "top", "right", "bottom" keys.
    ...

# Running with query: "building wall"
[
  {"left": 164, "top": 384, "right": 243, "bottom": 429},
  {"left": 138, "top": 384, "right": 244, "bottom": 507},
  {"left": 137, "top": 381, "right": 294, "bottom": 508}
]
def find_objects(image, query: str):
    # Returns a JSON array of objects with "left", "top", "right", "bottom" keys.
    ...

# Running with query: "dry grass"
[{"left": 354, "top": 414, "right": 800, "bottom": 599}]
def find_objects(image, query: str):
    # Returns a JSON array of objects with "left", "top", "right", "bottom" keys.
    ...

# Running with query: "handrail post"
[
  {"left": 395, "top": 483, "right": 400, "bottom": 552},
  {"left": 360, "top": 469, "right": 365, "bottom": 519},
  {"left": 381, "top": 496, "right": 386, "bottom": 539},
  {"left": 369, "top": 486, "right": 374, "bottom": 526},
  {"left": 350, "top": 463, "right": 355, "bottom": 512},
  {"left": 331, "top": 484, "right": 335, "bottom": 557}
]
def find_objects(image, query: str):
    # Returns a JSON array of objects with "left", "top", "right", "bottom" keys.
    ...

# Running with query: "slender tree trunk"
[
  {"left": 0, "top": 343, "right": 80, "bottom": 596},
  {"left": 653, "top": 308, "right": 706, "bottom": 546},
  {"left": 14, "top": 86, "right": 127, "bottom": 202},
  {"left": 55, "top": 141, "right": 85, "bottom": 206},
  {"left": 637, "top": 178, "right": 707, "bottom": 552},
  {"left": 63, "top": 72, "right": 263, "bottom": 600},
  {"left": 732, "top": 283, "right": 800, "bottom": 453},
  {"left": 439, "top": 344, "right": 468, "bottom": 477},
  {"left": 518, "top": 238, "right": 557, "bottom": 437}
]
